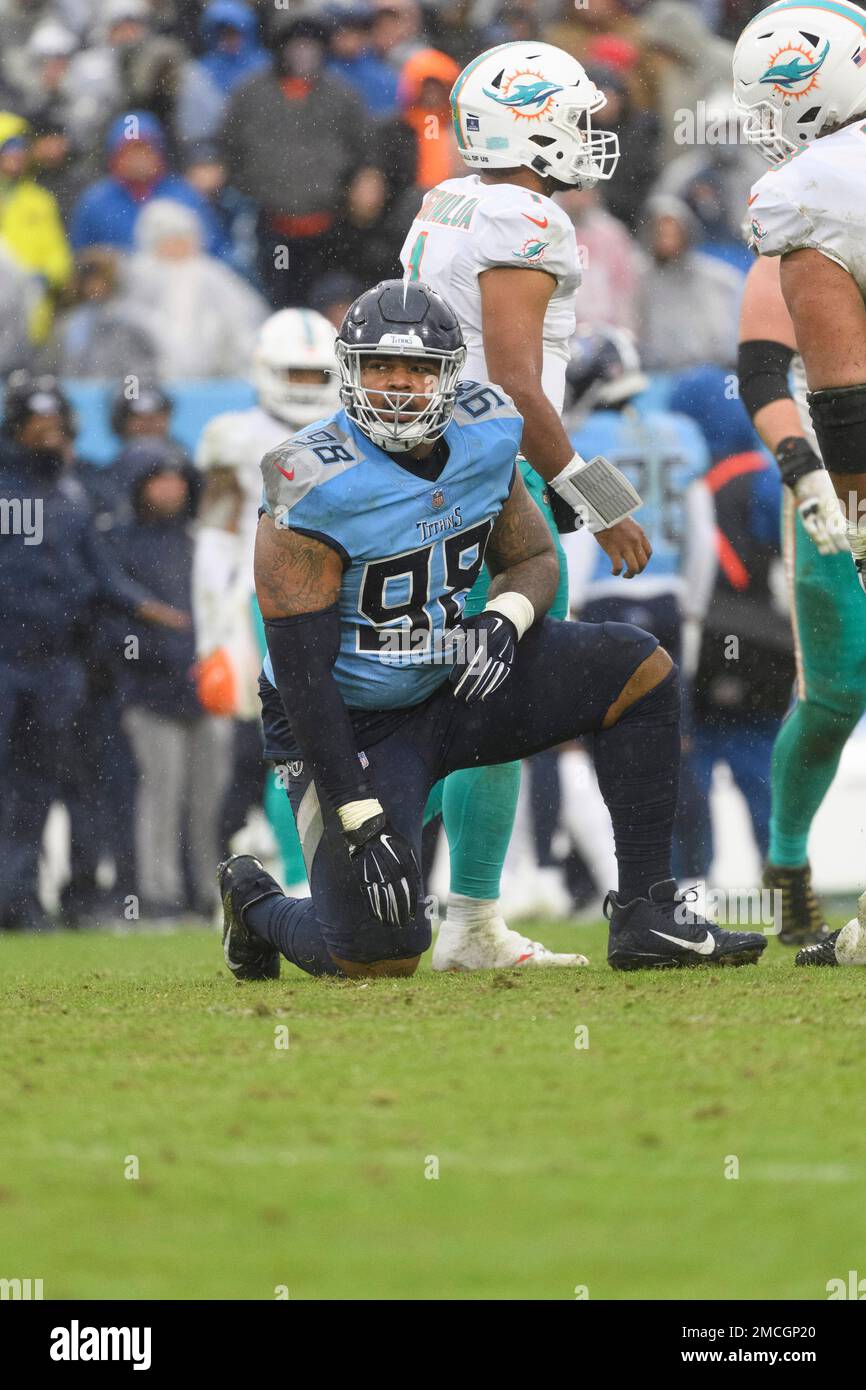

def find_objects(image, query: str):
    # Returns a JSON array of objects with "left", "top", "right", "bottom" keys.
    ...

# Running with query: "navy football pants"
[{"left": 260, "top": 617, "right": 658, "bottom": 963}]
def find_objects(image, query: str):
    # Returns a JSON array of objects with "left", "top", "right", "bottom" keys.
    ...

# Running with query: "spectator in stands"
[
  {"left": 0, "top": 371, "right": 185, "bottom": 932},
  {"left": 176, "top": 0, "right": 269, "bottom": 144},
  {"left": 652, "top": 84, "right": 765, "bottom": 274},
  {"left": 0, "top": 111, "right": 71, "bottom": 341},
  {"left": 586, "top": 64, "right": 660, "bottom": 233},
  {"left": 29, "top": 114, "right": 89, "bottom": 222},
  {"left": 309, "top": 269, "right": 366, "bottom": 332},
  {"left": 636, "top": 194, "right": 744, "bottom": 372},
  {"left": 64, "top": 0, "right": 201, "bottom": 153},
  {"left": 544, "top": 0, "right": 639, "bottom": 66},
  {"left": 360, "top": 46, "right": 461, "bottom": 280},
  {"left": 12, "top": 19, "right": 78, "bottom": 126},
  {"left": 181, "top": 140, "right": 259, "bottom": 286},
  {"left": 326, "top": 3, "right": 399, "bottom": 115},
  {"left": 48, "top": 245, "right": 160, "bottom": 379},
  {"left": 639, "top": 0, "right": 735, "bottom": 167},
  {"left": 69, "top": 110, "right": 227, "bottom": 257},
  {"left": 370, "top": 0, "right": 428, "bottom": 70},
  {"left": 556, "top": 185, "right": 645, "bottom": 334},
  {"left": 122, "top": 198, "right": 268, "bottom": 377},
  {"left": 110, "top": 378, "right": 176, "bottom": 445},
  {"left": 102, "top": 442, "right": 232, "bottom": 919},
  {"left": 220, "top": 12, "right": 383, "bottom": 306},
  {"left": 0, "top": 242, "right": 35, "bottom": 374}
]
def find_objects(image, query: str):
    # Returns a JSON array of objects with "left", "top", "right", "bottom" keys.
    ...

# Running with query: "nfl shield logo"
[{"left": 431, "top": 488, "right": 445, "bottom": 510}]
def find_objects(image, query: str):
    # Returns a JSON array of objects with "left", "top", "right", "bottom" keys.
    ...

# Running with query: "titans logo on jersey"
[{"left": 259, "top": 381, "right": 522, "bottom": 710}]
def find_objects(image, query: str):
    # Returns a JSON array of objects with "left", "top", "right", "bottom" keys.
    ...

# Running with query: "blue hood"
[{"left": 200, "top": 0, "right": 268, "bottom": 93}]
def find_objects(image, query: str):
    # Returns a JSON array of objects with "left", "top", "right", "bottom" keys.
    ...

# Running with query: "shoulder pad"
[
  {"left": 260, "top": 421, "right": 361, "bottom": 523},
  {"left": 453, "top": 379, "right": 521, "bottom": 425}
]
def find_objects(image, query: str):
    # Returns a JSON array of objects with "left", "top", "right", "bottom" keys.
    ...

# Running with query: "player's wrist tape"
[
  {"left": 846, "top": 517, "right": 866, "bottom": 556},
  {"left": 337, "top": 799, "right": 384, "bottom": 836},
  {"left": 807, "top": 384, "right": 866, "bottom": 475},
  {"left": 737, "top": 339, "right": 794, "bottom": 421},
  {"left": 774, "top": 436, "right": 824, "bottom": 489},
  {"left": 549, "top": 453, "right": 642, "bottom": 533},
  {"left": 484, "top": 592, "right": 535, "bottom": 640}
]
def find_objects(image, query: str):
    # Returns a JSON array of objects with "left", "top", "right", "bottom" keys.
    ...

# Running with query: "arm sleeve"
[{"left": 265, "top": 607, "right": 371, "bottom": 810}]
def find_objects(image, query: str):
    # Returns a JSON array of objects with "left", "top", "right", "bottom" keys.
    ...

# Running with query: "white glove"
[{"left": 792, "top": 469, "right": 849, "bottom": 555}]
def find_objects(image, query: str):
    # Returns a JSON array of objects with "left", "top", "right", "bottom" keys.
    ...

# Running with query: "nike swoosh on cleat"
[
  {"left": 522, "top": 212, "right": 549, "bottom": 228},
  {"left": 650, "top": 929, "right": 716, "bottom": 955}
]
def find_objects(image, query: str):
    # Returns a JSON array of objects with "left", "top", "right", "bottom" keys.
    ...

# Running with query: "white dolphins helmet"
[
  {"left": 733, "top": 1, "right": 866, "bottom": 165},
  {"left": 450, "top": 40, "right": 620, "bottom": 188},
  {"left": 251, "top": 308, "right": 340, "bottom": 426}
]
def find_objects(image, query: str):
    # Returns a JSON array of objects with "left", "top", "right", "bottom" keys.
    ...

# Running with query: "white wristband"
[
  {"left": 337, "top": 798, "right": 383, "bottom": 833},
  {"left": 485, "top": 592, "right": 535, "bottom": 640}
]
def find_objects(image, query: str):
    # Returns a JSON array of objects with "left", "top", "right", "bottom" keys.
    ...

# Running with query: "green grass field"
[{"left": 2, "top": 918, "right": 864, "bottom": 1301}]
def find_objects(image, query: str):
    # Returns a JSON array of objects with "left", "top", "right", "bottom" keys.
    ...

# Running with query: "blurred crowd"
[{"left": 0, "top": 0, "right": 799, "bottom": 931}]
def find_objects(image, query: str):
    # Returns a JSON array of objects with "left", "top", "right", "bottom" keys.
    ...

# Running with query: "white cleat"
[
  {"left": 432, "top": 915, "right": 588, "bottom": 971},
  {"left": 835, "top": 914, "right": 866, "bottom": 965}
]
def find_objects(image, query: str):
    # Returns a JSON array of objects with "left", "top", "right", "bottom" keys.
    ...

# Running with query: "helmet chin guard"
[{"left": 337, "top": 282, "right": 466, "bottom": 454}]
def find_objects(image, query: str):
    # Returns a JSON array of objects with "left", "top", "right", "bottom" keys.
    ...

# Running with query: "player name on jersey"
[{"left": 416, "top": 189, "right": 480, "bottom": 230}]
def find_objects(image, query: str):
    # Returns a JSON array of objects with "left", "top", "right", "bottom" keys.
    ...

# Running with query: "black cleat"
[
  {"left": 762, "top": 862, "right": 830, "bottom": 946},
  {"left": 795, "top": 928, "right": 840, "bottom": 966},
  {"left": 606, "top": 878, "right": 767, "bottom": 970},
  {"left": 218, "top": 855, "right": 283, "bottom": 981}
]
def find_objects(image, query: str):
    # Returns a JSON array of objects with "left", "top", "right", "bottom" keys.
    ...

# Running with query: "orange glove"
[{"left": 195, "top": 648, "right": 238, "bottom": 717}]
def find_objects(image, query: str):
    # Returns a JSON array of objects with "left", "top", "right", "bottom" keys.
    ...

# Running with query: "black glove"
[
  {"left": 449, "top": 611, "right": 517, "bottom": 704},
  {"left": 344, "top": 811, "right": 420, "bottom": 929}
]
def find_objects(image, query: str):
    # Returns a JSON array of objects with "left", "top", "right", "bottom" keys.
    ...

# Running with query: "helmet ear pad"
[{"left": 337, "top": 280, "right": 467, "bottom": 453}]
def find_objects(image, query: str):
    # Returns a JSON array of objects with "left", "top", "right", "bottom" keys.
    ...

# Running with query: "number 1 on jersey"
[{"left": 406, "top": 231, "right": 428, "bottom": 282}]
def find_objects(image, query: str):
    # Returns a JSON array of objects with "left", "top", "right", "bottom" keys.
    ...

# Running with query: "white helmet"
[
  {"left": 733, "top": 1, "right": 866, "bottom": 165},
  {"left": 450, "top": 41, "right": 619, "bottom": 188},
  {"left": 251, "top": 308, "right": 340, "bottom": 426}
]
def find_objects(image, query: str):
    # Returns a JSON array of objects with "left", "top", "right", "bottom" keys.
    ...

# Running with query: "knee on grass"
[{"left": 331, "top": 954, "right": 421, "bottom": 979}]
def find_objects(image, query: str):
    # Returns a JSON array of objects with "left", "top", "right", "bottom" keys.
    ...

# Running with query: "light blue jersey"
[
  {"left": 570, "top": 407, "right": 710, "bottom": 592},
  {"left": 260, "top": 381, "right": 522, "bottom": 710}
]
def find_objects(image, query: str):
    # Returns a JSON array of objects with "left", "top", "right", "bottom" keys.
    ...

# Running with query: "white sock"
[{"left": 443, "top": 894, "right": 501, "bottom": 931}]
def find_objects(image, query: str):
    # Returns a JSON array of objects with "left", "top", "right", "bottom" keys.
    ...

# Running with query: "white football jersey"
[
  {"left": 196, "top": 404, "right": 291, "bottom": 589},
  {"left": 748, "top": 123, "right": 866, "bottom": 296},
  {"left": 399, "top": 174, "right": 580, "bottom": 413}
]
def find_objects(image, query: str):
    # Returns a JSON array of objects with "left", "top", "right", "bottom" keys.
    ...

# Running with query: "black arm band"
[
  {"left": 264, "top": 606, "right": 370, "bottom": 810},
  {"left": 774, "top": 435, "right": 823, "bottom": 488},
  {"left": 808, "top": 384, "right": 866, "bottom": 475},
  {"left": 737, "top": 339, "right": 795, "bottom": 421}
]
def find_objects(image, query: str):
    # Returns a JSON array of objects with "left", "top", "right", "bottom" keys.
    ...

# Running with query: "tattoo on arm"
[
  {"left": 485, "top": 472, "right": 559, "bottom": 617},
  {"left": 254, "top": 515, "right": 343, "bottom": 619}
]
